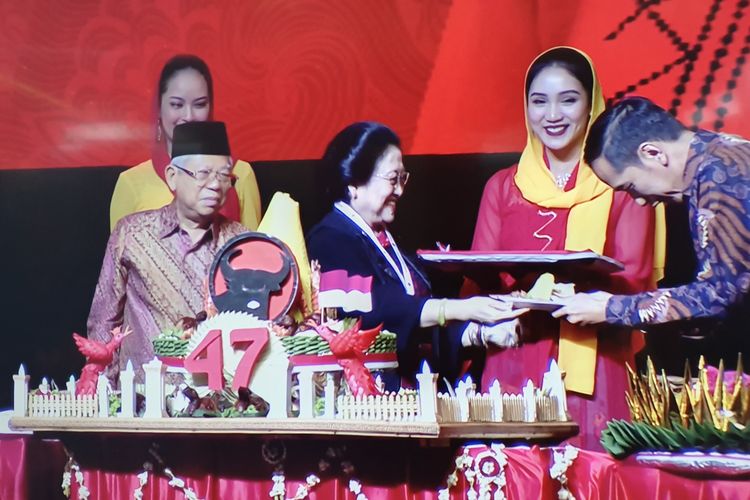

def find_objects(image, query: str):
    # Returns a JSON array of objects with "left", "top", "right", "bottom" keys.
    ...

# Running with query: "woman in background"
[
  {"left": 470, "top": 47, "right": 664, "bottom": 449},
  {"left": 110, "top": 54, "right": 261, "bottom": 230},
  {"left": 307, "top": 121, "right": 527, "bottom": 384}
]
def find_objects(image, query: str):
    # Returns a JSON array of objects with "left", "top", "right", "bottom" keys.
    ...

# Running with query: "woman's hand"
[{"left": 448, "top": 296, "right": 529, "bottom": 324}]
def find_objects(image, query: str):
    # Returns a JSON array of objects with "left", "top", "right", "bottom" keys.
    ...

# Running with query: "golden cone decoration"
[
  {"left": 626, "top": 355, "right": 749, "bottom": 431},
  {"left": 257, "top": 192, "right": 313, "bottom": 320}
]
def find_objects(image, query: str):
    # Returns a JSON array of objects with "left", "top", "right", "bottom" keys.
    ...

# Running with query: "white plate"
[
  {"left": 634, "top": 451, "right": 750, "bottom": 477},
  {"left": 492, "top": 296, "right": 564, "bottom": 312}
]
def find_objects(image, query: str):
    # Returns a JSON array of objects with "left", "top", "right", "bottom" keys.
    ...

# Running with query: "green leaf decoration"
[
  {"left": 281, "top": 331, "right": 396, "bottom": 355},
  {"left": 600, "top": 428, "right": 628, "bottom": 458},
  {"left": 601, "top": 417, "right": 750, "bottom": 458},
  {"left": 632, "top": 422, "right": 660, "bottom": 449},
  {"left": 608, "top": 420, "right": 636, "bottom": 448}
]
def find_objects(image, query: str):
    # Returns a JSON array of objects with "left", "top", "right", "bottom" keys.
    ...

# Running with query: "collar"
[
  {"left": 682, "top": 129, "right": 715, "bottom": 198},
  {"left": 334, "top": 201, "right": 415, "bottom": 295},
  {"left": 158, "top": 202, "right": 181, "bottom": 238},
  {"left": 158, "top": 201, "right": 222, "bottom": 243}
]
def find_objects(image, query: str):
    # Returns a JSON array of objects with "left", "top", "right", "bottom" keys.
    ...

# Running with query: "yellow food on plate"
[
  {"left": 552, "top": 282, "right": 575, "bottom": 298},
  {"left": 527, "top": 272, "right": 555, "bottom": 300}
]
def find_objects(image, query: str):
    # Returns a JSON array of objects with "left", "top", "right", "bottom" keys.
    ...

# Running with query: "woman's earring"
[{"left": 156, "top": 119, "right": 162, "bottom": 142}]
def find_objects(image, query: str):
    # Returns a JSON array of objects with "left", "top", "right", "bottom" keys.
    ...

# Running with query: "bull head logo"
[{"left": 213, "top": 248, "right": 292, "bottom": 320}]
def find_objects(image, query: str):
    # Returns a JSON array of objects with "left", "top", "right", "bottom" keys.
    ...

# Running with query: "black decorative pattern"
[
  {"left": 604, "top": 0, "right": 664, "bottom": 41},
  {"left": 693, "top": 0, "right": 749, "bottom": 126},
  {"left": 605, "top": 0, "right": 750, "bottom": 131},
  {"left": 715, "top": 22, "right": 750, "bottom": 129}
]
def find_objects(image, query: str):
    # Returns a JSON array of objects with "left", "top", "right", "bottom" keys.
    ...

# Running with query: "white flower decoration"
[{"left": 78, "top": 485, "right": 90, "bottom": 499}]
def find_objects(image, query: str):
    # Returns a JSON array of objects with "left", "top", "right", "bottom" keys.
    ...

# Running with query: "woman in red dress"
[{"left": 470, "top": 47, "right": 664, "bottom": 449}]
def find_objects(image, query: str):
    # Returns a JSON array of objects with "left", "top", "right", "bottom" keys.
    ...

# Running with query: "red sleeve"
[
  {"left": 471, "top": 169, "right": 512, "bottom": 251},
  {"left": 603, "top": 191, "right": 656, "bottom": 294},
  {"left": 465, "top": 168, "right": 520, "bottom": 293}
]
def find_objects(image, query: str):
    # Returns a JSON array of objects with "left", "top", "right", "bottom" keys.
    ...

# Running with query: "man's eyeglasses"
[
  {"left": 373, "top": 171, "right": 410, "bottom": 187},
  {"left": 172, "top": 164, "right": 237, "bottom": 186}
]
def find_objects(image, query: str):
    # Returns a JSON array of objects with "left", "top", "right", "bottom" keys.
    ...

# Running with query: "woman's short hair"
[
  {"left": 158, "top": 54, "right": 214, "bottom": 108},
  {"left": 525, "top": 47, "right": 594, "bottom": 105},
  {"left": 321, "top": 121, "right": 401, "bottom": 204}
]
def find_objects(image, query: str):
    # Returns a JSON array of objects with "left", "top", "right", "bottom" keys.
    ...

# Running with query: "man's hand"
[{"left": 552, "top": 291, "right": 612, "bottom": 325}]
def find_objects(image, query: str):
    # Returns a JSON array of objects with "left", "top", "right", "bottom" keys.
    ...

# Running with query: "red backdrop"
[{"left": 2, "top": 0, "right": 749, "bottom": 169}]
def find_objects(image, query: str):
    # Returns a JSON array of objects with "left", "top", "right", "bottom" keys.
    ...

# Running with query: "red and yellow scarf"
[{"left": 514, "top": 47, "right": 666, "bottom": 395}]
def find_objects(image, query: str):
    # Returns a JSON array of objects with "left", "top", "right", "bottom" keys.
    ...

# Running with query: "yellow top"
[{"left": 109, "top": 159, "right": 262, "bottom": 231}]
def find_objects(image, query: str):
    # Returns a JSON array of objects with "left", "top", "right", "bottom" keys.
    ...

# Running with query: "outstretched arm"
[{"left": 557, "top": 177, "right": 750, "bottom": 327}]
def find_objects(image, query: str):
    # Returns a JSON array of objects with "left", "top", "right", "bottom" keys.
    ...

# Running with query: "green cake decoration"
[
  {"left": 152, "top": 328, "right": 191, "bottom": 358},
  {"left": 281, "top": 329, "right": 397, "bottom": 356}
]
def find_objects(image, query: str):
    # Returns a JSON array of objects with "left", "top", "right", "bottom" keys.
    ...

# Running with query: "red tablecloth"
[
  {"left": 0, "top": 435, "right": 68, "bottom": 499},
  {"left": 2, "top": 435, "right": 749, "bottom": 499}
]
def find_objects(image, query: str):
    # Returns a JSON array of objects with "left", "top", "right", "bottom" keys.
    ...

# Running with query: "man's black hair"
[{"left": 584, "top": 97, "right": 686, "bottom": 171}]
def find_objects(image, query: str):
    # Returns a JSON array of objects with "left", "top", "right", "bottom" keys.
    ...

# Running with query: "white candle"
[
  {"left": 456, "top": 381, "right": 469, "bottom": 422},
  {"left": 523, "top": 379, "right": 536, "bottom": 422},
  {"left": 489, "top": 379, "right": 503, "bottom": 422},
  {"left": 119, "top": 360, "right": 135, "bottom": 418},
  {"left": 545, "top": 359, "right": 568, "bottom": 421},
  {"left": 66, "top": 375, "right": 76, "bottom": 395},
  {"left": 416, "top": 361, "right": 438, "bottom": 422},
  {"left": 13, "top": 364, "right": 29, "bottom": 417}
]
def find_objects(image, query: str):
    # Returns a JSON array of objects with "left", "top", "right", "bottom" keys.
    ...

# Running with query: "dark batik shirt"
[
  {"left": 607, "top": 130, "right": 750, "bottom": 326},
  {"left": 87, "top": 202, "right": 246, "bottom": 381}
]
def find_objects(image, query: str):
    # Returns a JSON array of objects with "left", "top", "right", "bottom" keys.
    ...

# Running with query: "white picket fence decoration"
[
  {"left": 437, "top": 392, "right": 564, "bottom": 423},
  {"left": 336, "top": 391, "right": 420, "bottom": 421},
  {"left": 28, "top": 392, "right": 98, "bottom": 418}
]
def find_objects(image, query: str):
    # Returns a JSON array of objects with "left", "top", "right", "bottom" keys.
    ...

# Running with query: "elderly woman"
[
  {"left": 110, "top": 54, "right": 261, "bottom": 231},
  {"left": 470, "top": 47, "right": 665, "bottom": 449},
  {"left": 307, "top": 121, "right": 525, "bottom": 383}
]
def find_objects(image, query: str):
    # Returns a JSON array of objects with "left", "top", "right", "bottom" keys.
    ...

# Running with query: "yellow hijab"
[{"left": 514, "top": 47, "right": 666, "bottom": 395}]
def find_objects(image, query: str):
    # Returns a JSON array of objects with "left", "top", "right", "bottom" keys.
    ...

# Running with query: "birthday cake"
[{"left": 10, "top": 194, "right": 573, "bottom": 441}]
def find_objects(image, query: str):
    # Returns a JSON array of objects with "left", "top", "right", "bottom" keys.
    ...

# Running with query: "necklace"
[{"left": 555, "top": 171, "right": 572, "bottom": 189}]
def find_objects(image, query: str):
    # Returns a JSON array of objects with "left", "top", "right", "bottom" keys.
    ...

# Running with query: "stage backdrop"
[{"left": 2, "top": 0, "right": 750, "bottom": 169}]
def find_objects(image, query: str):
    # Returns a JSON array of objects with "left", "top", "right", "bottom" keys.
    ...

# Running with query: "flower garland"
[
  {"left": 269, "top": 472, "right": 286, "bottom": 500},
  {"left": 549, "top": 445, "right": 579, "bottom": 500},
  {"left": 133, "top": 445, "right": 202, "bottom": 500},
  {"left": 61, "top": 457, "right": 89, "bottom": 499},
  {"left": 132, "top": 466, "right": 200, "bottom": 500},
  {"left": 164, "top": 467, "right": 200, "bottom": 500},
  {"left": 268, "top": 472, "right": 322, "bottom": 500},
  {"left": 348, "top": 479, "right": 368, "bottom": 500},
  {"left": 264, "top": 442, "right": 369, "bottom": 499},
  {"left": 65, "top": 438, "right": 368, "bottom": 499},
  {"left": 264, "top": 440, "right": 327, "bottom": 500},
  {"left": 438, "top": 444, "right": 508, "bottom": 500},
  {"left": 134, "top": 470, "right": 149, "bottom": 500}
]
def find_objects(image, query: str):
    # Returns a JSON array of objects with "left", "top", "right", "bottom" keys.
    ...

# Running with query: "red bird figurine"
[
  {"left": 314, "top": 319, "right": 382, "bottom": 396},
  {"left": 72, "top": 326, "right": 132, "bottom": 396}
]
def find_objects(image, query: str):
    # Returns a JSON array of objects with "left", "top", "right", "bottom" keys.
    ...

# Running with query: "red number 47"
[{"left": 183, "top": 328, "right": 268, "bottom": 392}]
